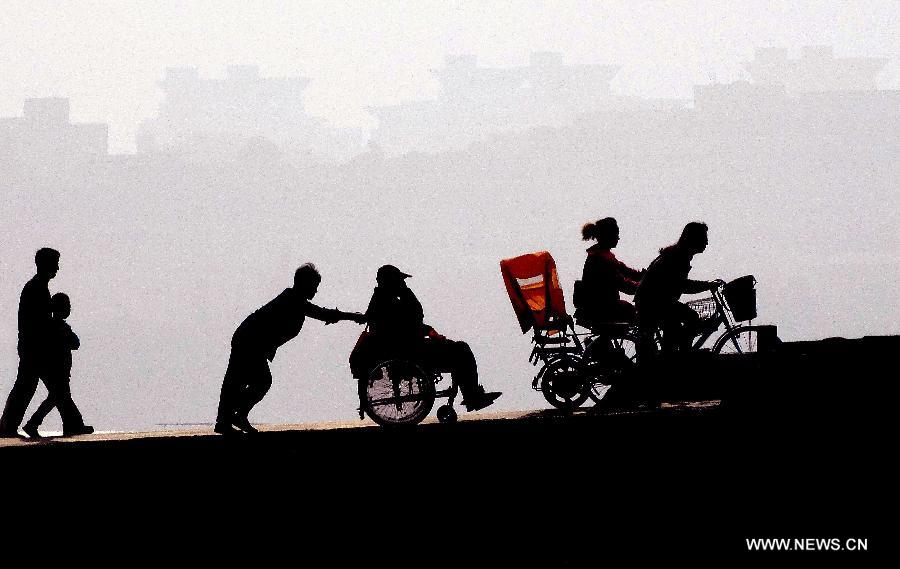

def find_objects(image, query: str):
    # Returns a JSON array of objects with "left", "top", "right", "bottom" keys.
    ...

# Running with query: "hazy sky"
[{"left": 2, "top": 0, "right": 899, "bottom": 153}]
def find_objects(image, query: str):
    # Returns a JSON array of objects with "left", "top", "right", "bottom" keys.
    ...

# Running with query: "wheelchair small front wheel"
[{"left": 436, "top": 405, "right": 458, "bottom": 424}]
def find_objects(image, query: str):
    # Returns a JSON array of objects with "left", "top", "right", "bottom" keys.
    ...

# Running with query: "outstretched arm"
[
  {"left": 617, "top": 259, "right": 644, "bottom": 282},
  {"left": 617, "top": 270, "right": 642, "bottom": 295},
  {"left": 307, "top": 303, "right": 366, "bottom": 325},
  {"left": 683, "top": 278, "right": 715, "bottom": 294}
]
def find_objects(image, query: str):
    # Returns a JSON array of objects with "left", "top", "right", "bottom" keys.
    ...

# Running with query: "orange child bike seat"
[{"left": 500, "top": 251, "right": 568, "bottom": 334}]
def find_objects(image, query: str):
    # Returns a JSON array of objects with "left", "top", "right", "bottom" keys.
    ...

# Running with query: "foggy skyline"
[
  {"left": 2, "top": 1, "right": 899, "bottom": 153},
  {"left": 1, "top": 1, "right": 898, "bottom": 432}
]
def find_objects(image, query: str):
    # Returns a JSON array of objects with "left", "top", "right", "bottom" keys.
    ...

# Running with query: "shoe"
[
  {"left": 63, "top": 425, "right": 94, "bottom": 437},
  {"left": 231, "top": 415, "right": 259, "bottom": 435},
  {"left": 0, "top": 429, "right": 22, "bottom": 439},
  {"left": 22, "top": 424, "right": 42, "bottom": 439},
  {"left": 464, "top": 391, "right": 502, "bottom": 412},
  {"left": 214, "top": 423, "right": 243, "bottom": 437}
]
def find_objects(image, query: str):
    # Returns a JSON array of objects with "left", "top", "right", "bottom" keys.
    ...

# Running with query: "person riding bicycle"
[
  {"left": 361, "top": 264, "right": 501, "bottom": 413},
  {"left": 635, "top": 222, "right": 717, "bottom": 359},
  {"left": 573, "top": 217, "right": 644, "bottom": 328}
]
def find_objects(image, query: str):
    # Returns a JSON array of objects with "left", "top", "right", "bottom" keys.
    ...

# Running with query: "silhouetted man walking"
[
  {"left": 215, "top": 263, "right": 365, "bottom": 436},
  {"left": 0, "top": 248, "right": 82, "bottom": 437}
]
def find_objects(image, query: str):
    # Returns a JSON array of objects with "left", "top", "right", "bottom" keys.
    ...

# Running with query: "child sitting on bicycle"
[{"left": 635, "top": 222, "right": 718, "bottom": 359}]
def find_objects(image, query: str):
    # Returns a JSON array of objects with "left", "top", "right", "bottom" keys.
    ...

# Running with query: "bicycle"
[{"left": 582, "top": 275, "right": 779, "bottom": 405}]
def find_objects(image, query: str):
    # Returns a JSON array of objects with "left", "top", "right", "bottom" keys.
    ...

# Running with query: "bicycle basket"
[
  {"left": 723, "top": 275, "right": 757, "bottom": 322},
  {"left": 686, "top": 297, "right": 717, "bottom": 322}
]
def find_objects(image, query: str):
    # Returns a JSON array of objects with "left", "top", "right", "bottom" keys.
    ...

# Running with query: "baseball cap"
[{"left": 377, "top": 264, "right": 412, "bottom": 280}]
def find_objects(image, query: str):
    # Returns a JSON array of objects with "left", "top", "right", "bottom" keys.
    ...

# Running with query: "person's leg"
[
  {"left": 590, "top": 301, "right": 637, "bottom": 360},
  {"left": 636, "top": 315, "right": 659, "bottom": 366},
  {"left": 420, "top": 338, "right": 479, "bottom": 401},
  {"left": 237, "top": 359, "right": 273, "bottom": 419},
  {"left": 420, "top": 338, "right": 500, "bottom": 412},
  {"left": 672, "top": 302, "right": 701, "bottom": 352},
  {"left": 226, "top": 358, "right": 271, "bottom": 434},
  {"left": 615, "top": 300, "right": 637, "bottom": 323},
  {"left": 216, "top": 347, "right": 246, "bottom": 427},
  {"left": 24, "top": 382, "right": 57, "bottom": 431},
  {"left": 655, "top": 301, "right": 695, "bottom": 354},
  {"left": 659, "top": 316, "right": 680, "bottom": 354},
  {"left": 0, "top": 356, "right": 42, "bottom": 435},
  {"left": 51, "top": 377, "right": 86, "bottom": 434}
]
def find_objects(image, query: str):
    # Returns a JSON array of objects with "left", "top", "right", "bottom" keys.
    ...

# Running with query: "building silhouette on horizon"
[
  {"left": 0, "top": 98, "right": 108, "bottom": 177},
  {"left": 687, "top": 46, "right": 897, "bottom": 138},
  {"left": 136, "top": 65, "right": 364, "bottom": 164},
  {"left": 368, "top": 52, "right": 625, "bottom": 156},
  {"left": 743, "top": 46, "right": 888, "bottom": 94}
]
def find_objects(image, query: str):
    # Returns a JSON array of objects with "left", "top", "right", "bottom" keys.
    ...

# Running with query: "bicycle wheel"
[
  {"left": 713, "top": 325, "right": 768, "bottom": 355},
  {"left": 540, "top": 357, "right": 589, "bottom": 410},
  {"left": 583, "top": 332, "right": 639, "bottom": 404},
  {"left": 362, "top": 360, "right": 436, "bottom": 427}
]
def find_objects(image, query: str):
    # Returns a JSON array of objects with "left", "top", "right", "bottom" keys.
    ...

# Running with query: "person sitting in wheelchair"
[
  {"left": 363, "top": 264, "right": 501, "bottom": 413},
  {"left": 635, "top": 221, "right": 717, "bottom": 359},
  {"left": 573, "top": 217, "right": 644, "bottom": 329}
]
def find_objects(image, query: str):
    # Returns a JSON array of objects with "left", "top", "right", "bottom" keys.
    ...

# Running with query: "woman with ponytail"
[{"left": 573, "top": 217, "right": 644, "bottom": 327}]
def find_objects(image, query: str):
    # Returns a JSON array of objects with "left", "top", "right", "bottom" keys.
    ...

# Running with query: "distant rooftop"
[{"left": 743, "top": 46, "right": 888, "bottom": 93}]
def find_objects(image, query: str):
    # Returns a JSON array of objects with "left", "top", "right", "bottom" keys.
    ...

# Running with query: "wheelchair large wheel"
[
  {"left": 361, "top": 360, "right": 436, "bottom": 427},
  {"left": 583, "top": 332, "right": 639, "bottom": 405},
  {"left": 540, "top": 357, "right": 589, "bottom": 411}
]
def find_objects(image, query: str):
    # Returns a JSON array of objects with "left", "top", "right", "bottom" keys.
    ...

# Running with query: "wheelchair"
[{"left": 350, "top": 332, "right": 460, "bottom": 427}]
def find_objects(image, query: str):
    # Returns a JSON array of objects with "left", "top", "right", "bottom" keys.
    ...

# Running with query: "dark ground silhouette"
[{"left": 2, "top": 335, "right": 882, "bottom": 560}]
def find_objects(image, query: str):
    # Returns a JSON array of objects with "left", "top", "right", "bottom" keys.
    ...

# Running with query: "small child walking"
[{"left": 22, "top": 293, "right": 93, "bottom": 438}]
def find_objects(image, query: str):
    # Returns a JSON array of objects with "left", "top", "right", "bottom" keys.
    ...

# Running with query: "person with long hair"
[
  {"left": 573, "top": 217, "right": 643, "bottom": 327},
  {"left": 635, "top": 222, "right": 717, "bottom": 357}
]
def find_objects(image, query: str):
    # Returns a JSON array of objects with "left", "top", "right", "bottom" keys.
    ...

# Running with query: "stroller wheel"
[{"left": 437, "top": 405, "right": 458, "bottom": 424}]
